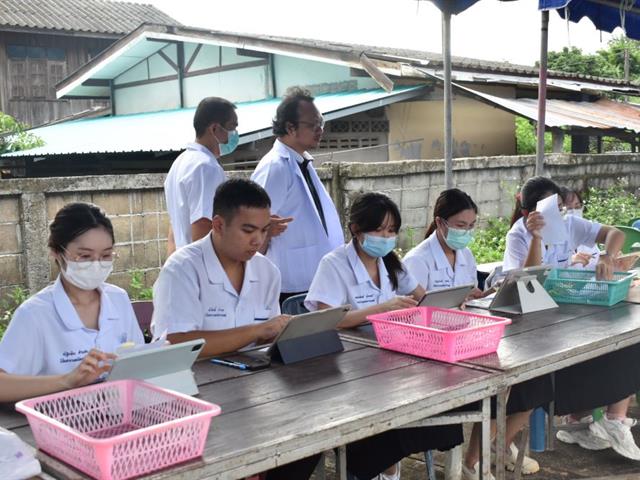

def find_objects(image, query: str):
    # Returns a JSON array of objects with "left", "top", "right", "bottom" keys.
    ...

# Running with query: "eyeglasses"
[
  {"left": 63, "top": 248, "right": 118, "bottom": 269},
  {"left": 442, "top": 219, "right": 475, "bottom": 232},
  {"left": 298, "top": 118, "right": 325, "bottom": 131}
]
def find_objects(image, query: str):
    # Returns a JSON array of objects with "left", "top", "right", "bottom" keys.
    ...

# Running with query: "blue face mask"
[
  {"left": 218, "top": 129, "right": 239, "bottom": 156},
  {"left": 361, "top": 233, "right": 397, "bottom": 258},
  {"left": 444, "top": 226, "right": 474, "bottom": 250}
]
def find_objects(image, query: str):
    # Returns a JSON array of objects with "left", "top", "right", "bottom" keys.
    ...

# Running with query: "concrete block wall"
[
  {"left": 0, "top": 196, "right": 23, "bottom": 302},
  {"left": 1, "top": 153, "right": 639, "bottom": 302}
]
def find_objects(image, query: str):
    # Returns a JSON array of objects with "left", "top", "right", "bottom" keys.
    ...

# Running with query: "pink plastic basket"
[
  {"left": 367, "top": 306, "right": 511, "bottom": 363},
  {"left": 16, "top": 380, "right": 221, "bottom": 480}
]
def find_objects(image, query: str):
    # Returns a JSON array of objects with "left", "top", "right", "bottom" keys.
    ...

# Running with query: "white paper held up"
[{"left": 536, "top": 193, "right": 568, "bottom": 245}]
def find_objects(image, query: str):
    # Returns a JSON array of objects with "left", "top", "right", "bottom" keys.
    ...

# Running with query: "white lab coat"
[{"left": 252, "top": 139, "right": 344, "bottom": 293}]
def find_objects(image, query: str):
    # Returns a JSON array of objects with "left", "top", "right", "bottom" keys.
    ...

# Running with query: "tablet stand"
[
  {"left": 491, "top": 274, "right": 558, "bottom": 315},
  {"left": 272, "top": 330, "right": 344, "bottom": 364}
]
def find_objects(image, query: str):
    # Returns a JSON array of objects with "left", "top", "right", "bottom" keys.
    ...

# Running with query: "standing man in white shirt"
[
  {"left": 252, "top": 87, "right": 344, "bottom": 303},
  {"left": 164, "top": 97, "right": 238, "bottom": 254}
]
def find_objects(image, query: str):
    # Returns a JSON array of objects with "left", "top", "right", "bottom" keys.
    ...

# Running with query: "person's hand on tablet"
[
  {"left": 62, "top": 349, "right": 116, "bottom": 389},
  {"left": 256, "top": 314, "right": 292, "bottom": 343}
]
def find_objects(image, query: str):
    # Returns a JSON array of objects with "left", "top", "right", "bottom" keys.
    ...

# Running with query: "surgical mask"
[
  {"left": 360, "top": 234, "right": 397, "bottom": 258},
  {"left": 218, "top": 129, "right": 239, "bottom": 156},
  {"left": 61, "top": 259, "right": 113, "bottom": 290},
  {"left": 444, "top": 226, "right": 474, "bottom": 250},
  {"left": 564, "top": 207, "right": 583, "bottom": 218}
]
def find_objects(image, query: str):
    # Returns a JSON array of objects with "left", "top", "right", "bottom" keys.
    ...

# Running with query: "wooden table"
[
  {"left": 461, "top": 302, "right": 640, "bottom": 480},
  {"left": 1, "top": 341, "right": 502, "bottom": 480}
]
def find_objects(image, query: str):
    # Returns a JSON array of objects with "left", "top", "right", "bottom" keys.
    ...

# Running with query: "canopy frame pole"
[
  {"left": 443, "top": 8, "right": 454, "bottom": 188},
  {"left": 536, "top": 10, "right": 549, "bottom": 175}
]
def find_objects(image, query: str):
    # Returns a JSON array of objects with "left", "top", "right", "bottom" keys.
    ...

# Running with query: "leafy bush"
[
  {"left": 0, "top": 112, "right": 44, "bottom": 154},
  {"left": 0, "top": 285, "right": 30, "bottom": 340},
  {"left": 583, "top": 184, "right": 640, "bottom": 226},
  {"left": 129, "top": 269, "right": 153, "bottom": 300},
  {"left": 469, "top": 217, "right": 511, "bottom": 264}
]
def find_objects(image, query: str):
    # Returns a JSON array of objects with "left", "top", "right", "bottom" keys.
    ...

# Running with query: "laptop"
[
  {"left": 213, "top": 306, "right": 350, "bottom": 369},
  {"left": 107, "top": 338, "right": 205, "bottom": 395},
  {"left": 418, "top": 283, "right": 475, "bottom": 309}
]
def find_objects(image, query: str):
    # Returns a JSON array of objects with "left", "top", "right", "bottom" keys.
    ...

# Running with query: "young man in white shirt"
[
  {"left": 153, "top": 178, "right": 291, "bottom": 357},
  {"left": 164, "top": 97, "right": 238, "bottom": 254},
  {"left": 252, "top": 87, "right": 344, "bottom": 303},
  {"left": 152, "top": 179, "right": 321, "bottom": 479}
]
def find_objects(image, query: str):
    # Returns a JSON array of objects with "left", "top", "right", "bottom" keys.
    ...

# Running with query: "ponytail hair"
[
  {"left": 510, "top": 176, "right": 561, "bottom": 226},
  {"left": 425, "top": 188, "right": 478, "bottom": 239},
  {"left": 349, "top": 192, "right": 404, "bottom": 290}
]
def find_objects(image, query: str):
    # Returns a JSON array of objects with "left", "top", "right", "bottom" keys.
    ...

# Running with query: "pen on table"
[{"left": 210, "top": 358, "right": 248, "bottom": 370}]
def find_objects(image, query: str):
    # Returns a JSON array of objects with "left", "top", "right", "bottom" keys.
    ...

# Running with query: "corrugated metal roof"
[
  {"left": 0, "top": 0, "right": 179, "bottom": 36},
  {"left": 57, "top": 24, "right": 638, "bottom": 100},
  {"left": 456, "top": 82, "right": 640, "bottom": 132},
  {"left": 4, "top": 86, "right": 427, "bottom": 157},
  {"left": 414, "top": 67, "right": 640, "bottom": 95}
]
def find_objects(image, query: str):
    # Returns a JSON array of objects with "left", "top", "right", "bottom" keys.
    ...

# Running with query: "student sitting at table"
[
  {"left": 403, "top": 189, "right": 546, "bottom": 479},
  {"left": 0, "top": 203, "right": 144, "bottom": 403},
  {"left": 305, "top": 192, "right": 462, "bottom": 480},
  {"left": 151, "top": 178, "right": 319, "bottom": 480},
  {"left": 559, "top": 186, "right": 600, "bottom": 269},
  {"left": 506, "top": 176, "right": 640, "bottom": 460}
]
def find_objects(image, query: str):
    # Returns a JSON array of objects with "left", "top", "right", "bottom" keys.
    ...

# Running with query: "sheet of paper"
[{"left": 537, "top": 193, "right": 568, "bottom": 245}]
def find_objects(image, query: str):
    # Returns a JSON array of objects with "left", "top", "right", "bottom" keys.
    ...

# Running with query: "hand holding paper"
[{"left": 536, "top": 194, "right": 568, "bottom": 245}]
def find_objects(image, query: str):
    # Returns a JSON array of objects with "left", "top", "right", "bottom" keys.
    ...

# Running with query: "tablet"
[
  {"left": 266, "top": 305, "right": 351, "bottom": 355},
  {"left": 107, "top": 338, "right": 205, "bottom": 396},
  {"left": 418, "top": 283, "right": 475, "bottom": 309}
]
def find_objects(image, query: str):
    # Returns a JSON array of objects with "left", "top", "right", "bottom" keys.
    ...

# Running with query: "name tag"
[
  {"left": 206, "top": 306, "right": 227, "bottom": 318},
  {"left": 59, "top": 348, "right": 89, "bottom": 364}
]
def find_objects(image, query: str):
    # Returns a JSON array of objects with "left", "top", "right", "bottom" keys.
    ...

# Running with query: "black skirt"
[
  {"left": 500, "top": 374, "right": 554, "bottom": 416},
  {"left": 346, "top": 424, "right": 463, "bottom": 480},
  {"left": 552, "top": 343, "right": 640, "bottom": 415}
]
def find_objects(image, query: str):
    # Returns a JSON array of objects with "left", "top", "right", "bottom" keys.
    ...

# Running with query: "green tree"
[
  {"left": 0, "top": 112, "right": 44, "bottom": 154},
  {"left": 515, "top": 117, "right": 570, "bottom": 155}
]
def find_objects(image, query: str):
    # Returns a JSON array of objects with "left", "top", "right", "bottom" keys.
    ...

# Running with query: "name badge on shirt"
[
  {"left": 354, "top": 293, "right": 377, "bottom": 306},
  {"left": 60, "top": 348, "right": 90, "bottom": 364},
  {"left": 206, "top": 307, "right": 227, "bottom": 318},
  {"left": 432, "top": 279, "right": 452, "bottom": 288}
]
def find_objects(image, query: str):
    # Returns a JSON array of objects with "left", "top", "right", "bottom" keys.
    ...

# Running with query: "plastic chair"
[
  {"left": 281, "top": 293, "right": 309, "bottom": 315},
  {"left": 616, "top": 225, "right": 640, "bottom": 253},
  {"left": 131, "top": 300, "right": 153, "bottom": 343}
]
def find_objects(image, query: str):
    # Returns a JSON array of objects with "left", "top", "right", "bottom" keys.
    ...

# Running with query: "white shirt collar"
[
  {"left": 201, "top": 234, "right": 260, "bottom": 298},
  {"left": 52, "top": 276, "right": 118, "bottom": 332},
  {"left": 426, "top": 232, "right": 468, "bottom": 270},
  {"left": 274, "top": 138, "right": 313, "bottom": 165},
  {"left": 345, "top": 240, "right": 388, "bottom": 290},
  {"left": 186, "top": 142, "right": 217, "bottom": 160}
]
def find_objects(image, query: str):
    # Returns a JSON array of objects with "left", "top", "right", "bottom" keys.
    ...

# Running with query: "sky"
[{"left": 133, "top": 0, "right": 625, "bottom": 66}]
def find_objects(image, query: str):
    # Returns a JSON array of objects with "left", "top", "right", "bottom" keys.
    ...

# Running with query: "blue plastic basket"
[{"left": 543, "top": 269, "right": 635, "bottom": 306}]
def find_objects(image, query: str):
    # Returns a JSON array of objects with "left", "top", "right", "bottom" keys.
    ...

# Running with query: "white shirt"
[
  {"left": 305, "top": 240, "right": 419, "bottom": 311},
  {"left": 503, "top": 214, "right": 601, "bottom": 271},
  {"left": 0, "top": 277, "right": 143, "bottom": 376},
  {"left": 403, "top": 232, "right": 478, "bottom": 290},
  {"left": 151, "top": 234, "right": 281, "bottom": 336},
  {"left": 251, "top": 139, "right": 344, "bottom": 293},
  {"left": 164, "top": 143, "right": 226, "bottom": 249}
]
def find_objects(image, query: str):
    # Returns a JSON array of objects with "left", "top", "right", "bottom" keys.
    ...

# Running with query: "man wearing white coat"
[{"left": 252, "top": 87, "right": 344, "bottom": 302}]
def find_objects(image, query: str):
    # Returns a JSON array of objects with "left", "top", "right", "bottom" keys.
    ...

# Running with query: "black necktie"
[{"left": 299, "top": 159, "right": 327, "bottom": 234}]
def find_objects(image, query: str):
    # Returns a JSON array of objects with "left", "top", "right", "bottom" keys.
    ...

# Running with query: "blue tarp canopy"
[
  {"left": 430, "top": 0, "right": 482, "bottom": 15},
  {"left": 539, "top": 0, "right": 640, "bottom": 40}
]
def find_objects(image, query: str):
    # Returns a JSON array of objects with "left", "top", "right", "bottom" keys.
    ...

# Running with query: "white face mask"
[
  {"left": 61, "top": 259, "right": 113, "bottom": 290},
  {"left": 564, "top": 207, "right": 583, "bottom": 218}
]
